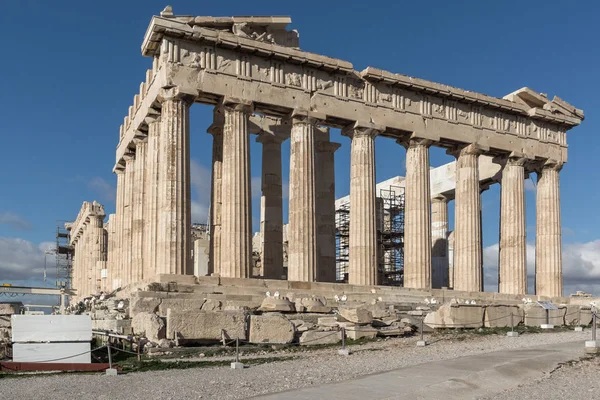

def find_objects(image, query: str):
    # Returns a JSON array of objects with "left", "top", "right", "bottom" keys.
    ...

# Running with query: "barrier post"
[
  {"left": 338, "top": 327, "right": 350, "bottom": 355},
  {"left": 584, "top": 312, "right": 600, "bottom": 354},
  {"left": 231, "top": 337, "right": 244, "bottom": 369},
  {"left": 575, "top": 308, "right": 584, "bottom": 331},
  {"left": 507, "top": 313, "right": 519, "bottom": 337},
  {"left": 105, "top": 341, "right": 118, "bottom": 376},
  {"left": 417, "top": 318, "right": 427, "bottom": 347}
]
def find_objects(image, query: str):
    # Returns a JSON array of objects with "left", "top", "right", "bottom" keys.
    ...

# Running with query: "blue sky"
[{"left": 1, "top": 0, "right": 599, "bottom": 302}]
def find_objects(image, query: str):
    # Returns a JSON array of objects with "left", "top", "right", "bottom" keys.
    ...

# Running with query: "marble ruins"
[{"left": 69, "top": 7, "right": 584, "bottom": 305}]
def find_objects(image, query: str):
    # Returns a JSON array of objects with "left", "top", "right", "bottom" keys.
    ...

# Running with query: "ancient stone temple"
[{"left": 69, "top": 7, "right": 583, "bottom": 300}]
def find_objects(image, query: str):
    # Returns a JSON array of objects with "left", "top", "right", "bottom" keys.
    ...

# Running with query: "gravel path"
[
  {"left": 483, "top": 354, "right": 600, "bottom": 400},
  {"left": 0, "top": 330, "right": 589, "bottom": 400}
]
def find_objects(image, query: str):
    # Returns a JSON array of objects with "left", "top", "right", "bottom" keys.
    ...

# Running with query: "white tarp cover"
[
  {"left": 12, "top": 342, "right": 91, "bottom": 363},
  {"left": 11, "top": 315, "right": 92, "bottom": 342}
]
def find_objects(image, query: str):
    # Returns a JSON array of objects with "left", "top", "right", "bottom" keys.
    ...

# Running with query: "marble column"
[
  {"left": 113, "top": 171, "right": 125, "bottom": 290},
  {"left": 346, "top": 123, "right": 378, "bottom": 286},
  {"left": 536, "top": 161, "right": 563, "bottom": 297},
  {"left": 403, "top": 138, "right": 433, "bottom": 289},
  {"left": 316, "top": 130, "right": 341, "bottom": 283},
  {"left": 452, "top": 144, "right": 484, "bottom": 292},
  {"left": 208, "top": 108, "right": 224, "bottom": 276},
  {"left": 157, "top": 88, "right": 193, "bottom": 276},
  {"left": 144, "top": 118, "right": 160, "bottom": 280},
  {"left": 90, "top": 213, "right": 106, "bottom": 294},
  {"left": 431, "top": 195, "right": 449, "bottom": 289},
  {"left": 498, "top": 156, "right": 527, "bottom": 295},
  {"left": 220, "top": 99, "right": 253, "bottom": 278},
  {"left": 288, "top": 111, "right": 320, "bottom": 282},
  {"left": 257, "top": 132, "right": 285, "bottom": 280},
  {"left": 131, "top": 140, "right": 146, "bottom": 283},
  {"left": 122, "top": 154, "right": 135, "bottom": 286}
]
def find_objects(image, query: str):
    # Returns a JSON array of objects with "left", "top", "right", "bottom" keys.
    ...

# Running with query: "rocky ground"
[
  {"left": 482, "top": 354, "right": 600, "bottom": 400},
  {"left": 0, "top": 329, "right": 591, "bottom": 400}
]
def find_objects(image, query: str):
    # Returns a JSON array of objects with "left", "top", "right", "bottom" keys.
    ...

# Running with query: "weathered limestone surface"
[
  {"left": 131, "top": 140, "right": 146, "bottom": 284},
  {"left": 166, "top": 309, "right": 247, "bottom": 340},
  {"left": 431, "top": 195, "right": 449, "bottom": 289},
  {"left": 208, "top": 108, "right": 223, "bottom": 276},
  {"left": 424, "top": 304, "right": 485, "bottom": 329},
  {"left": 536, "top": 162, "right": 563, "bottom": 297},
  {"left": 158, "top": 298, "right": 206, "bottom": 316},
  {"left": 315, "top": 129, "right": 340, "bottom": 283},
  {"left": 122, "top": 156, "right": 135, "bottom": 287},
  {"left": 0, "top": 303, "right": 22, "bottom": 316},
  {"left": 156, "top": 88, "right": 192, "bottom": 276},
  {"left": 259, "top": 297, "right": 295, "bottom": 312},
  {"left": 113, "top": 171, "right": 125, "bottom": 290},
  {"left": 132, "top": 312, "right": 165, "bottom": 343},
  {"left": 144, "top": 119, "right": 160, "bottom": 281},
  {"left": 498, "top": 157, "right": 527, "bottom": 294},
  {"left": 453, "top": 145, "right": 483, "bottom": 292},
  {"left": 299, "top": 330, "right": 341, "bottom": 346},
  {"left": 288, "top": 112, "right": 319, "bottom": 282},
  {"left": 346, "top": 124, "right": 379, "bottom": 286},
  {"left": 129, "top": 297, "right": 161, "bottom": 317},
  {"left": 403, "top": 139, "right": 432, "bottom": 289},
  {"left": 339, "top": 307, "right": 373, "bottom": 324},
  {"left": 484, "top": 305, "right": 521, "bottom": 328},
  {"left": 564, "top": 306, "right": 592, "bottom": 326},
  {"left": 249, "top": 314, "right": 295, "bottom": 344},
  {"left": 523, "top": 303, "right": 565, "bottom": 326},
  {"left": 220, "top": 100, "right": 253, "bottom": 278},
  {"left": 258, "top": 132, "right": 285, "bottom": 279}
]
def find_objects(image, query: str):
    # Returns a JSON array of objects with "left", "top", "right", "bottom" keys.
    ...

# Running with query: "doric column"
[
  {"left": 452, "top": 144, "right": 484, "bottom": 292},
  {"left": 156, "top": 87, "right": 193, "bottom": 276},
  {"left": 208, "top": 108, "right": 224, "bottom": 276},
  {"left": 144, "top": 117, "right": 160, "bottom": 280},
  {"left": 536, "top": 161, "right": 563, "bottom": 297},
  {"left": 402, "top": 138, "right": 433, "bottom": 289},
  {"left": 344, "top": 123, "right": 379, "bottom": 286},
  {"left": 131, "top": 139, "right": 146, "bottom": 283},
  {"left": 220, "top": 98, "right": 253, "bottom": 278},
  {"left": 113, "top": 170, "right": 125, "bottom": 290},
  {"left": 122, "top": 154, "right": 135, "bottom": 287},
  {"left": 498, "top": 156, "right": 527, "bottom": 295},
  {"left": 316, "top": 130, "right": 341, "bottom": 282},
  {"left": 288, "top": 110, "right": 321, "bottom": 282},
  {"left": 90, "top": 212, "right": 106, "bottom": 294},
  {"left": 431, "top": 195, "right": 449, "bottom": 289},
  {"left": 257, "top": 132, "right": 285, "bottom": 280}
]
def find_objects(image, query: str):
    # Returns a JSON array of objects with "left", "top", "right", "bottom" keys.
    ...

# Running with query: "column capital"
[
  {"left": 397, "top": 137, "right": 433, "bottom": 150},
  {"left": 341, "top": 121, "right": 383, "bottom": 138},
  {"left": 290, "top": 108, "right": 325, "bottom": 125},
  {"left": 144, "top": 107, "right": 161, "bottom": 125},
  {"left": 123, "top": 152, "right": 135, "bottom": 163},
  {"left": 133, "top": 137, "right": 148, "bottom": 146},
  {"left": 256, "top": 132, "right": 287, "bottom": 145},
  {"left": 158, "top": 86, "right": 197, "bottom": 104},
  {"left": 222, "top": 97, "right": 254, "bottom": 114},
  {"left": 536, "top": 158, "right": 564, "bottom": 173},
  {"left": 493, "top": 151, "right": 529, "bottom": 167},
  {"left": 447, "top": 143, "right": 489, "bottom": 158},
  {"left": 431, "top": 194, "right": 450, "bottom": 203}
]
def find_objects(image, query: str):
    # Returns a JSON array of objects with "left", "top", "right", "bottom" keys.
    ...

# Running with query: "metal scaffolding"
[
  {"left": 377, "top": 185, "right": 405, "bottom": 286},
  {"left": 335, "top": 201, "right": 350, "bottom": 281},
  {"left": 54, "top": 222, "right": 73, "bottom": 289}
]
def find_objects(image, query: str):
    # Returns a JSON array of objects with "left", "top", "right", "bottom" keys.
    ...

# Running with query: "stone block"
[
  {"left": 423, "top": 304, "right": 484, "bottom": 329},
  {"left": 345, "top": 327, "right": 377, "bottom": 340},
  {"left": 92, "top": 319, "right": 132, "bottom": 335},
  {"left": 249, "top": 314, "right": 295, "bottom": 344},
  {"left": 259, "top": 297, "right": 295, "bottom": 312},
  {"left": 158, "top": 298, "right": 206, "bottom": 316},
  {"left": 338, "top": 308, "right": 373, "bottom": 324},
  {"left": 317, "top": 317, "right": 338, "bottom": 327},
  {"left": 300, "top": 297, "right": 331, "bottom": 313},
  {"left": 523, "top": 303, "right": 565, "bottom": 326},
  {"left": 129, "top": 297, "right": 161, "bottom": 317},
  {"left": 166, "top": 310, "right": 247, "bottom": 341},
  {"left": 132, "top": 312, "right": 166, "bottom": 343},
  {"left": 0, "top": 316, "right": 11, "bottom": 328},
  {"left": 564, "top": 306, "right": 592, "bottom": 326},
  {"left": 201, "top": 299, "right": 222, "bottom": 311},
  {"left": 484, "top": 305, "right": 521, "bottom": 328},
  {"left": 299, "top": 330, "right": 341, "bottom": 346},
  {"left": 0, "top": 302, "right": 23, "bottom": 316}
]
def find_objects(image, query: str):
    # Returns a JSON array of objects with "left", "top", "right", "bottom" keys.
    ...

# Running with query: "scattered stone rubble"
[{"left": 0, "top": 302, "right": 23, "bottom": 360}]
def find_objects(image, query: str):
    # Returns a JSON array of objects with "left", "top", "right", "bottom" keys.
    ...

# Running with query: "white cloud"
[
  {"left": 524, "top": 177, "right": 536, "bottom": 191},
  {"left": 482, "top": 239, "right": 600, "bottom": 296},
  {"left": 0, "top": 212, "right": 33, "bottom": 231},
  {"left": 0, "top": 238, "right": 54, "bottom": 281},
  {"left": 87, "top": 177, "right": 116, "bottom": 203},
  {"left": 190, "top": 160, "right": 211, "bottom": 224}
]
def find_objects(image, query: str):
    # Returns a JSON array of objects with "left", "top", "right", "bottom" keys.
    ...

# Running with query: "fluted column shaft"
[
  {"left": 431, "top": 195, "right": 449, "bottom": 289},
  {"left": 220, "top": 100, "right": 253, "bottom": 278},
  {"left": 316, "top": 135, "right": 341, "bottom": 282},
  {"left": 208, "top": 109, "right": 224, "bottom": 276},
  {"left": 258, "top": 133, "right": 284, "bottom": 279},
  {"left": 536, "top": 162, "right": 563, "bottom": 297},
  {"left": 113, "top": 171, "right": 125, "bottom": 290},
  {"left": 453, "top": 144, "right": 483, "bottom": 292},
  {"left": 499, "top": 157, "right": 527, "bottom": 294},
  {"left": 157, "top": 88, "right": 192, "bottom": 276},
  {"left": 347, "top": 125, "right": 378, "bottom": 286},
  {"left": 90, "top": 215, "right": 106, "bottom": 294},
  {"left": 131, "top": 140, "right": 146, "bottom": 283},
  {"left": 403, "top": 139, "right": 433, "bottom": 289},
  {"left": 144, "top": 119, "right": 160, "bottom": 280},
  {"left": 288, "top": 112, "right": 319, "bottom": 282},
  {"left": 122, "top": 156, "right": 135, "bottom": 287}
]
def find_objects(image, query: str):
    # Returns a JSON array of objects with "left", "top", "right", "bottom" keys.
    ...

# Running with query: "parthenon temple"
[{"left": 68, "top": 7, "right": 584, "bottom": 301}]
